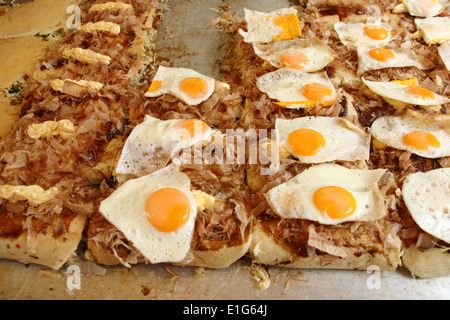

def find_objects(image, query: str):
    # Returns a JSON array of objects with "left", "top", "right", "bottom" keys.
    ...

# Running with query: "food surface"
[{"left": 0, "top": 0, "right": 449, "bottom": 297}]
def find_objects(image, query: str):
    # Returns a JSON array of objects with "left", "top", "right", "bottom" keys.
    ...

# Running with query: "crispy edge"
[
  {"left": 249, "top": 220, "right": 402, "bottom": 271},
  {"left": 0, "top": 213, "right": 87, "bottom": 270},
  {"left": 401, "top": 244, "right": 450, "bottom": 278}
]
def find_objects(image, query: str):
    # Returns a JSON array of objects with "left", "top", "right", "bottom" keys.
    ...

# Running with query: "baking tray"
[{"left": 0, "top": 0, "right": 449, "bottom": 300}]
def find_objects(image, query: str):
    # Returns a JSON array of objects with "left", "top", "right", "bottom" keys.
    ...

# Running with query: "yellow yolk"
[
  {"left": 272, "top": 14, "right": 302, "bottom": 40},
  {"left": 145, "top": 188, "right": 191, "bottom": 233},
  {"left": 391, "top": 78, "right": 418, "bottom": 87},
  {"left": 364, "top": 25, "right": 389, "bottom": 40},
  {"left": 302, "top": 83, "right": 334, "bottom": 104},
  {"left": 147, "top": 80, "right": 162, "bottom": 93},
  {"left": 405, "top": 86, "right": 435, "bottom": 101},
  {"left": 288, "top": 129, "right": 326, "bottom": 156},
  {"left": 174, "top": 119, "right": 210, "bottom": 140},
  {"left": 369, "top": 48, "right": 395, "bottom": 62},
  {"left": 403, "top": 131, "right": 441, "bottom": 151},
  {"left": 280, "top": 50, "right": 308, "bottom": 69},
  {"left": 179, "top": 77, "right": 209, "bottom": 100},
  {"left": 313, "top": 186, "right": 357, "bottom": 219}
]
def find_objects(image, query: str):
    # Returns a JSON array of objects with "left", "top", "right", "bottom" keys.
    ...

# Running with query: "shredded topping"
[{"left": 307, "top": 224, "right": 349, "bottom": 258}]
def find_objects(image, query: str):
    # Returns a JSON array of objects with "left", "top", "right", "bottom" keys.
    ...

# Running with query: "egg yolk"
[
  {"left": 179, "top": 77, "right": 209, "bottom": 100},
  {"left": 145, "top": 188, "right": 191, "bottom": 233},
  {"left": 288, "top": 129, "right": 326, "bottom": 156},
  {"left": 147, "top": 80, "right": 162, "bottom": 93},
  {"left": 391, "top": 77, "right": 418, "bottom": 87},
  {"left": 174, "top": 119, "right": 210, "bottom": 140},
  {"left": 280, "top": 50, "right": 308, "bottom": 69},
  {"left": 313, "top": 186, "right": 357, "bottom": 219},
  {"left": 364, "top": 25, "right": 389, "bottom": 40},
  {"left": 272, "top": 14, "right": 302, "bottom": 40},
  {"left": 403, "top": 131, "right": 441, "bottom": 151},
  {"left": 369, "top": 48, "right": 395, "bottom": 62},
  {"left": 302, "top": 83, "right": 334, "bottom": 104},
  {"left": 405, "top": 86, "right": 435, "bottom": 101}
]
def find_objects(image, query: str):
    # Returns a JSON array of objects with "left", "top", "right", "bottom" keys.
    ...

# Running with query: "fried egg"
[
  {"left": 99, "top": 165, "right": 197, "bottom": 264},
  {"left": 256, "top": 68, "right": 339, "bottom": 109},
  {"left": 276, "top": 117, "right": 371, "bottom": 163},
  {"left": 253, "top": 37, "right": 336, "bottom": 72},
  {"left": 370, "top": 113, "right": 450, "bottom": 158},
  {"left": 438, "top": 40, "right": 450, "bottom": 70},
  {"left": 357, "top": 46, "right": 431, "bottom": 75},
  {"left": 362, "top": 77, "right": 450, "bottom": 107},
  {"left": 403, "top": 0, "right": 448, "bottom": 17},
  {"left": 238, "top": 7, "right": 302, "bottom": 44},
  {"left": 264, "top": 163, "right": 387, "bottom": 225},
  {"left": 334, "top": 20, "right": 394, "bottom": 47},
  {"left": 145, "top": 66, "right": 215, "bottom": 106},
  {"left": 116, "top": 115, "right": 213, "bottom": 175},
  {"left": 402, "top": 168, "right": 450, "bottom": 243},
  {"left": 415, "top": 17, "right": 450, "bottom": 45}
]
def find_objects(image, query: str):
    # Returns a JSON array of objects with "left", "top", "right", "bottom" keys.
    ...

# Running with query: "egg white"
[
  {"left": 256, "top": 68, "right": 338, "bottom": 109},
  {"left": 362, "top": 78, "right": 450, "bottom": 107},
  {"left": 145, "top": 66, "right": 215, "bottom": 106},
  {"left": 404, "top": 0, "right": 448, "bottom": 17},
  {"left": 357, "top": 46, "right": 431, "bottom": 75},
  {"left": 115, "top": 115, "right": 213, "bottom": 175},
  {"left": 238, "top": 7, "right": 300, "bottom": 44},
  {"left": 402, "top": 168, "right": 450, "bottom": 243},
  {"left": 438, "top": 40, "right": 450, "bottom": 70},
  {"left": 276, "top": 117, "right": 371, "bottom": 163},
  {"left": 99, "top": 165, "right": 197, "bottom": 264},
  {"left": 370, "top": 113, "right": 450, "bottom": 158},
  {"left": 253, "top": 37, "right": 336, "bottom": 72},
  {"left": 264, "top": 163, "right": 387, "bottom": 225},
  {"left": 415, "top": 17, "right": 450, "bottom": 44},
  {"left": 334, "top": 20, "right": 393, "bottom": 47}
]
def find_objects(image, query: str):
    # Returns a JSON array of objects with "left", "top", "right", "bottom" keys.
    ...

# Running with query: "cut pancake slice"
[
  {"left": 246, "top": 155, "right": 403, "bottom": 272},
  {"left": 0, "top": 0, "right": 164, "bottom": 270},
  {"left": 250, "top": 218, "right": 402, "bottom": 271},
  {"left": 87, "top": 132, "right": 251, "bottom": 269},
  {"left": 0, "top": 210, "right": 87, "bottom": 270},
  {"left": 398, "top": 168, "right": 450, "bottom": 278},
  {"left": 132, "top": 66, "right": 244, "bottom": 130},
  {"left": 401, "top": 244, "right": 450, "bottom": 279}
]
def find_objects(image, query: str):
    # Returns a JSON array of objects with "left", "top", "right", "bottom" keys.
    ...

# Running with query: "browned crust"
[
  {"left": 86, "top": 206, "right": 253, "bottom": 269},
  {"left": 250, "top": 220, "right": 401, "bottom": 271},
  {"left": 0, "top": 0, "right": 162, "bottom": 270},
  {"left": 0, "top": 212, "right": 87, "bottom": 270}
]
